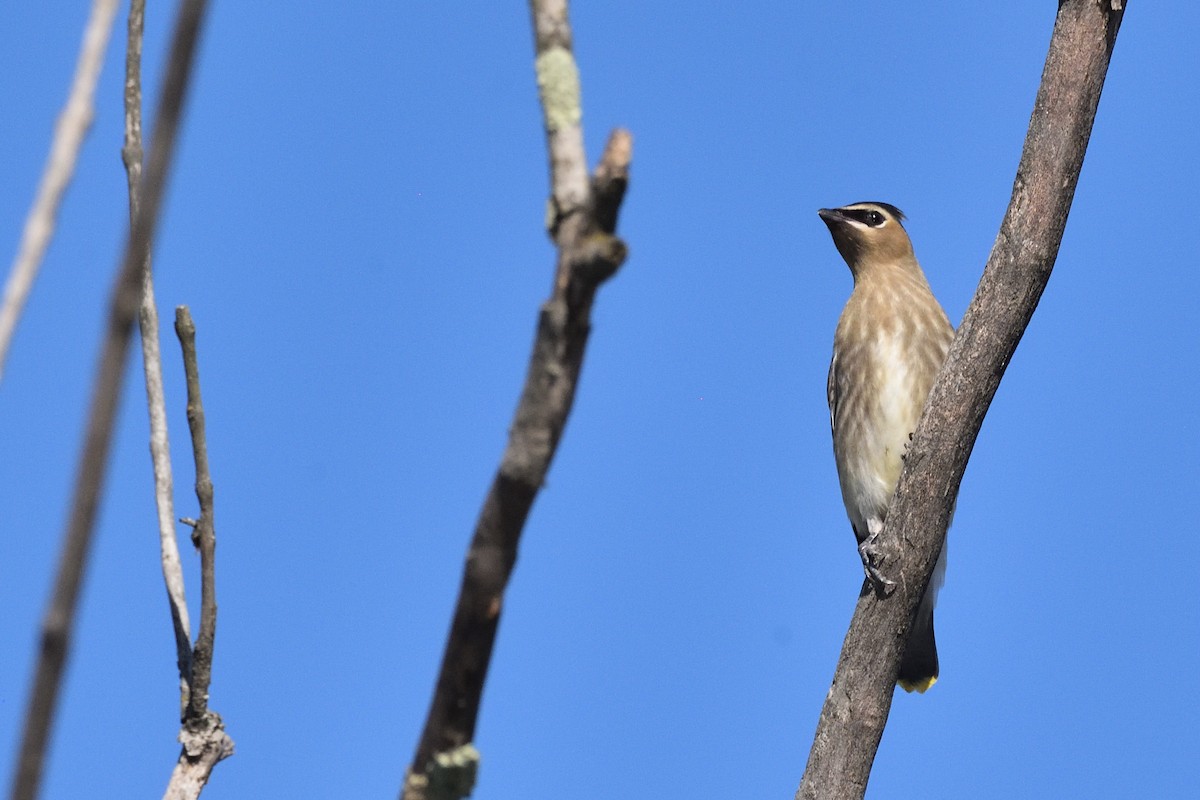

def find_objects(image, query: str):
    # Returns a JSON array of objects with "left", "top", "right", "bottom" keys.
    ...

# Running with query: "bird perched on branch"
[{"left": 819, "top": 201, "right": 955, "bottom": 693}]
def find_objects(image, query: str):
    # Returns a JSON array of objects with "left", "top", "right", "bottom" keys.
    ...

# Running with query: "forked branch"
[
  {"left": 9, "top": 1, "right": 213, "bottom": 798},
  {"left": 400, "top": 2, "right": 632, "bottom": 798}
]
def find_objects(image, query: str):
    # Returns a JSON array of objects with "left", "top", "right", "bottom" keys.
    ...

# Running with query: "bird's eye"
[{"left": 866, "top": 211, "right": 885, "bottom": 227}]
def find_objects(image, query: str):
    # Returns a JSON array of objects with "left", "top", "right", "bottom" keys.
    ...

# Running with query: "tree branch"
[
  {"left": 0, "top": 0, "right": 119, "bottom": 386},
  {"left": 796, "top": 3, "right": 1126, "bottom": 798},
  {"left": 401, "top": 2, "right": 631, "bottom": 798},
  {"left": 9, "top": 1, "right": 212, "bottom": 798},
  {"left": 122, "top": 0, "right": 195, "bottom": 717},
  {"left": 163, "top": 307, "right": 233, "bottom": 800}
]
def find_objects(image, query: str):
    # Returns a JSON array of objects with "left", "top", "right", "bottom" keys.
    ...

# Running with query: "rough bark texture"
[
  {"left": 162, "top": 711, "right": 233, "bottom": 800},
  {"left": 401, "top": 2, "right": 631, "bottom": 799},
  {"left": 796, "top": 3, "right": 1126, "bottom": 799}
]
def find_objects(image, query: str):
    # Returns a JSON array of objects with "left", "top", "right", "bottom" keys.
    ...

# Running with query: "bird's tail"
[{"left": 897, "top": 600, "right": 938, "bottom": 693}]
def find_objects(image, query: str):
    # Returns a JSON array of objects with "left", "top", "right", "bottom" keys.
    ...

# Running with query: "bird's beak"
[{"left": 818, "top": 207, "right": 846, "bottom": 225}]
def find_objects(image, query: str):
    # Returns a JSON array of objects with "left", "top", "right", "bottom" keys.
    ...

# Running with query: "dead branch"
[
  {"left": 400, "top": 2, "right": 631, "bottom": 798},
  {"left": 0, "top": 0, "right": 119, "bottom": 385},
  {"left": 9, "top": 1, "right": 213, "bottom": 798},
  {"left": 796, "top": 3, "right": 1127, "bottom": 799},
  {"left": 122, "top": 0, "right": 195, "bottom": 716},
  {"left": 163, "top": 307, "right": 233, "bottom": 800}
]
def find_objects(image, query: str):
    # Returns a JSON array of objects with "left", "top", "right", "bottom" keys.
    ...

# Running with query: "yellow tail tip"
[{"left": 897, "top": 675, "right": 938, "bottom": 694}]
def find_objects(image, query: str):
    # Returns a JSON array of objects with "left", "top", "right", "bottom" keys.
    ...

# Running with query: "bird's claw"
[{"left": 858, "top": 519, "right": 896, "bottom": 596}]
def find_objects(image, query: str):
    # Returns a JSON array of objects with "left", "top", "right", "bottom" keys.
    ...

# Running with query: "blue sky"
[{"left": 1, "top": 3, "right": 1197, "bottom": 798}]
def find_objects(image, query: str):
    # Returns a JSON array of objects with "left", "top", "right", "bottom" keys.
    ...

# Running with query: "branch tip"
[
  {"left": 596, "top": 128, "right": 633, "bottom": 181},
  {"left": 591, "top": 129, "right": 632, "bottom": 235}
]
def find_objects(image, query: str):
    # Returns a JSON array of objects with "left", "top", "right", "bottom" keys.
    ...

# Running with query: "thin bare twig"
[
  {"left": 796, "top": 3, "right": 1126, "bottom": 798},
  {"left": 163, "top": 307, "right": 232, "bottom": 800},
  {"left": 176, "top": 307, "right": 215, "bottom": 719},
  {"left": 9, "top": 1, "right": 213, "bottom": 798},
  {"left": 122, "top": 0, "right": 195, "bottom": 715},
  {"left": 0, "top": 0, "right": 120, "bottom": 386},
  {"left": 401, "top": 2, "right": 631, "bottom": 798}
]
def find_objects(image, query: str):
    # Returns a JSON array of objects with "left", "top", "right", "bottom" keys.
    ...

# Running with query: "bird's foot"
[{"left": 859, "top": 518, "right": 896, "bottom": 596}]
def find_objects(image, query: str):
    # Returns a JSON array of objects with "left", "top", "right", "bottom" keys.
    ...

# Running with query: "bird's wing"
[{"left": 827, "top": 351, "right": 839, "bottom": 436}]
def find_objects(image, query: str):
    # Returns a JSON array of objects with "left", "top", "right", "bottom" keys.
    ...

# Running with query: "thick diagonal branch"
[
  {"left": 401, "top": 3, "right": 631, "bottom": 798},
  {"left": 796, "top": 3, "right": 1126, "bottom": 799}
]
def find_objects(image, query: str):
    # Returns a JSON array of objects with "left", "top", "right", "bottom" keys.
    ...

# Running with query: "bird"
[{"left": 818, "top": 201, "right": 955, "bottom": 693}]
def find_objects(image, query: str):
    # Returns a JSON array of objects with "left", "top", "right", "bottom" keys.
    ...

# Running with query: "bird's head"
[{"left": 817, "top": 202, "right": 915, "bottom": 278}]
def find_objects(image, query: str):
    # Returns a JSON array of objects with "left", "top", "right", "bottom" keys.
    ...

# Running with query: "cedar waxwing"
[{"left": 819, "top": 202, "right": 955, "bottom": 693}]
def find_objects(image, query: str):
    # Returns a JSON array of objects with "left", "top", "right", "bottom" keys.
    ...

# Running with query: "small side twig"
[
  {"left": 0, "top": 0, "right": 120, "bottom": 385},
  {"left": 9, "top": 1, "right": 213, "bottom": 798},
  {"left": 122, "top": 0, "right": 194, "bottom": 715},
  {"left": 175, "top": 307, "right": 215, "bottom": 718},
  {"left": 163, "top": 307, "right": 232, "bottom": 800}
]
